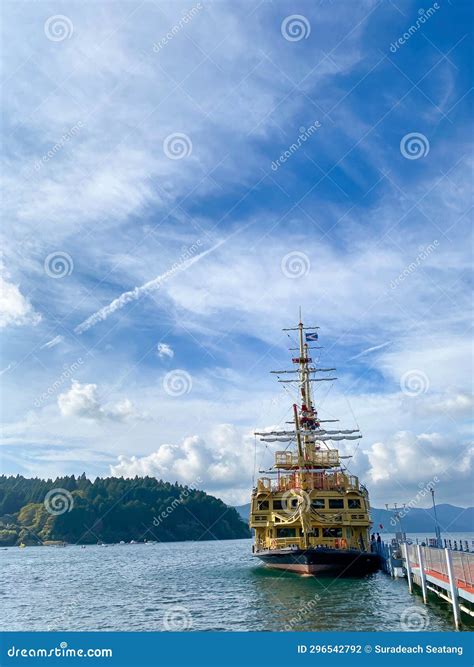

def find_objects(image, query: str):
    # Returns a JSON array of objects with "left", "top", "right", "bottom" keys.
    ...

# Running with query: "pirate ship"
[{"left": 250, "top": 315, "right": 380, "bottom": 576}]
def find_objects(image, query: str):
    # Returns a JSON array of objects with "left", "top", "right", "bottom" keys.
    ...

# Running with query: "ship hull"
[{"left": 254, "top": 547, "right": 380, "bottom": 576}]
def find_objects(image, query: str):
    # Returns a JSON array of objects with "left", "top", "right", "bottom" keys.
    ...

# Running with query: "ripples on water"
[{"left": 0, "top": 539, "right": 460, "bottom": 631}]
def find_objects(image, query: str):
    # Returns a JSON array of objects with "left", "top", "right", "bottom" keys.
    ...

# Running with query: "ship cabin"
[{"left": 250, "top": 445, "right": 371, "bottom": 553}]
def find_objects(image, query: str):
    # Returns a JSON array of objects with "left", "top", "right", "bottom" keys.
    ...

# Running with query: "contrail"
[
  {"left": 74, "top": 236, "right": 228, "bottom": 335},
  {"left": 349, "top": 341, "right": 391, "bottom": 361},
  {"left": 41, "top": 335, "right": 64, "bottom": 349}
]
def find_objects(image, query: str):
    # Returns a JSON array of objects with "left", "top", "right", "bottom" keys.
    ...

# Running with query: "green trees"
[{"left": 0, "top": 475, "right": 250, "bottom": 546}]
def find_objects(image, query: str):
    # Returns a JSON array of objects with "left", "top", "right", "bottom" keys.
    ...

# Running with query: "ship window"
[
  {"left": 311, "top": 499, "right": 325, "bottom": 509},
  {"left": 323, "top": 527, "right": 343, "bottom": 538},
  {"left": 309, "top": 528, "right": 320, "bottom": 536},
  {"left": 329, "top": 499, "right": 344, "bottom": 509},
  {"left": 348, "top": 499, "right": 361, "bottom": 509},
  {"left": 257, "top": 500, "right": 269, "bottom": 510},
  {"left": 274, "top": 498, "right": 298, "bottom": 509},
  {"left": 276, "top": 528, "right": 297, "bottom": 538}
]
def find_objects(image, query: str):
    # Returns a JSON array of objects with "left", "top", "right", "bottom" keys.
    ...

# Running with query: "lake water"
[{"left": 1, "top": 538, "right": 471, "bottom": 632}]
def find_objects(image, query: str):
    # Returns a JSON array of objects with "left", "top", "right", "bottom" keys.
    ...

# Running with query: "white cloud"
[
  {"left": 377, "top": 338, "right": 472, "bottom": 393},
  {"left": 0, "top": 268, "right": 41, "bottom": 329},
  {"left": 58, "top": 382, "right": 104, "bottom": 421},
  {"left": 157, "top": 343, "right": 174, "bottom": 359},
  {"left": 57, "top": 381, "right": 144, "bottom": 423},
  {"left": 406, "top": 390, "right": 474, "bottom": 420},
  {"left": 433, "top": 391, "right": 473, "bottom": 416},
  {"left": 110, "top": 425, "right": 255, "bottom": 504},
  {"left": 363, "top": 430, "right": 473, "bottom": 506}
]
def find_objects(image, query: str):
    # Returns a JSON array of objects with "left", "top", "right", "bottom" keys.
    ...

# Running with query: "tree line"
[{"left": 0, "top": 474, "right": 250, "bottom": 546}]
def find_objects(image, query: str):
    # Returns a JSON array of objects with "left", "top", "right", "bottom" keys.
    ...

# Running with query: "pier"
[{"left": 375, "top": 540, "right": 474, "bottom": 628}]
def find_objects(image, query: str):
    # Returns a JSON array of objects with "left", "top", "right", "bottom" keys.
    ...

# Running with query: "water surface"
[{"left": 0, "top": 538, "right": 465, "bottom": 632}]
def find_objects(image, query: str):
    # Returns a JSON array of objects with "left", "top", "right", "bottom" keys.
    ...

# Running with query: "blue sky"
[{"left": 1, "top": 0, "right": 472, "bottom": 509}]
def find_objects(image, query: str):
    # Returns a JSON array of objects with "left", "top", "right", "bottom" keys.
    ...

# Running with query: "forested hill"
[{"left": 0, "top": 475, "right": 250, "bottom": 546}]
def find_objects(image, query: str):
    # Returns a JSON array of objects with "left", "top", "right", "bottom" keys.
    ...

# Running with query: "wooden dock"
[{"left": 374, "top": 540, "right": 474, "bottom": 628}]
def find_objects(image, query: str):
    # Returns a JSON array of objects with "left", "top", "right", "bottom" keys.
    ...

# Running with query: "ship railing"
[
  {"left": 274, "top": 452, "right": 294, "bottom": 466},
  {"left": 274, "top": 450, "right": 340, "bottom": 467},
  {"left": 275, "top": 472, "right": 359, "bottom": 493},
  {"left": 265, "top": 538, "right": 301, "bottom": 550},
  {"left": 264, "top": 537, "right": 353, "bottom": 551},
  {"left": 256, "top": 472, "right": 361, "bottom": 495}
]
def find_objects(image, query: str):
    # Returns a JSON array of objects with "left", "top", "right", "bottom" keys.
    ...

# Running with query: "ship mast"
[
  {"left": 255, "top": 314, "right": 361, "bottom": 453},
  {"left": 297, "top": 315, "right": 310, "bottom": 484},
  {"left": 293, "top": 403, "right": 304, "bottom": 468}
]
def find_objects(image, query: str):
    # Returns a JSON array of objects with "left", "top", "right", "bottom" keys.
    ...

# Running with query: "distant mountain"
[
  {"left": 234, "top": 503, "right": 474, "bottom": 533},
  {"left": 0, "top": 475, "right": 251, "bottom": 546},
  {"left": 370, "top": 504, "right": 474, "bottom": 534},
  {"left": 234, "top": 505, "right": 251, "bottom": 522}
]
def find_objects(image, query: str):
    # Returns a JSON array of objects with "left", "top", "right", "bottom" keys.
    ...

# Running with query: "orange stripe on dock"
[{"left": 424, "top": 568, "right": 474, "bottom": 594}]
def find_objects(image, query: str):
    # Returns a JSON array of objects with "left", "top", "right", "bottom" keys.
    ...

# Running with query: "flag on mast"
[{"left": 305, "top": 332, "right": 319, "bottom": 342}]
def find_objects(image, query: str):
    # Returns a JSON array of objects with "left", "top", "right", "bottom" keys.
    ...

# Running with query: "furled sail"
[
  {"left": 258, "top": 434, "right": 362, "bottom": 443},
  {"left": 270, "top": 368, "right": 336, "bottom": 374},
  {"left": 255, "top": 429, "right": 359, "bottom": 437},
  {"left": 321, "top": 434, "right": 362, "bottom": 441},
  {"left": 278, "top": 377, "right": 337, "bottom": 383}
]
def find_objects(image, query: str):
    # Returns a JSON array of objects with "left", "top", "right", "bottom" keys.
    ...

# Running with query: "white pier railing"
[{"left": 373, "top": 541, "right": 474, "bottom": 629}]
